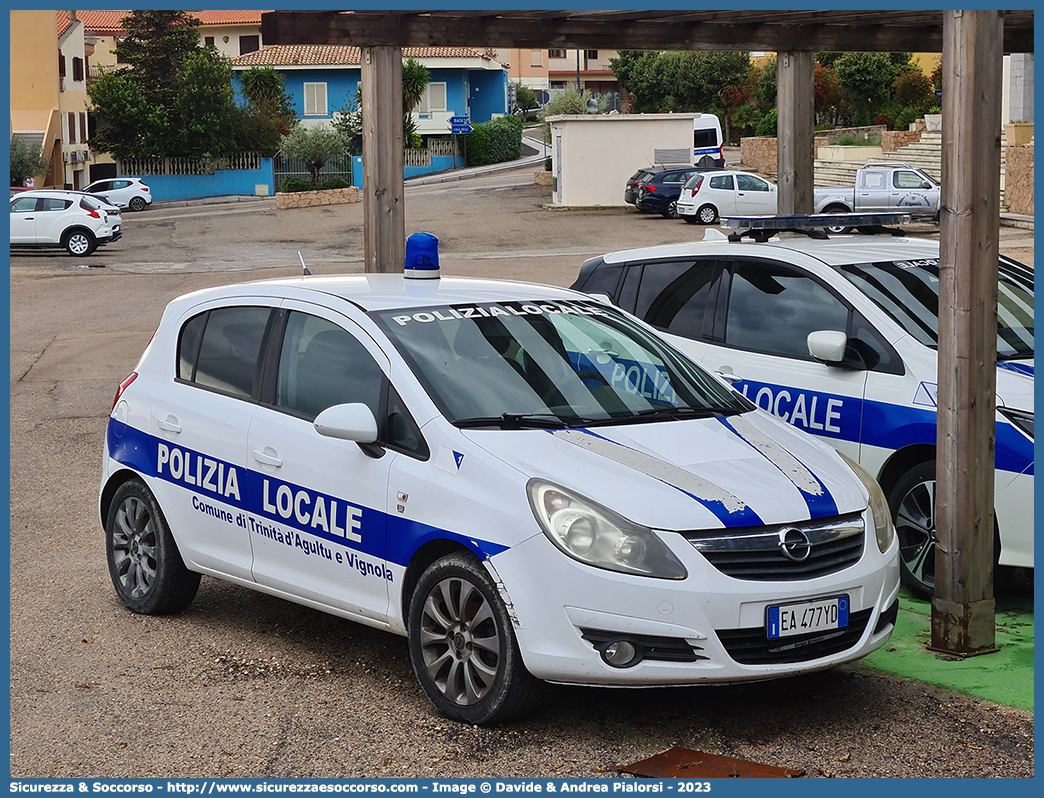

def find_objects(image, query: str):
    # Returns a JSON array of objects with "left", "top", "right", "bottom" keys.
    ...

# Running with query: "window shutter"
[{"left": 430, "top": 83, "right": 447, "bottom": 113}]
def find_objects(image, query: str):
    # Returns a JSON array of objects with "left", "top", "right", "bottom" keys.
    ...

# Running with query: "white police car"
[
  {"left": 100, "top": 234, "right": 899, "bottom": 725},
  {"left": 570, "top": 214, "right": 1034, "bottom": 598}
]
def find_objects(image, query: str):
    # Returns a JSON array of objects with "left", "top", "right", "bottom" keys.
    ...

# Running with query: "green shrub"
[
  {"left": 754, "top": 108, "right": 777, "bottom": 137},
  {"left": 466, "top": 117, "right": 522, "bottom": 166},
  {"left": 278, "top": 175, "right": 317, "bottom": 193},
  {"left": 318, "top": 177, "right": 351, "bottom": 190},
  {"left": 544, "top": 156, "right": 552, "bottom": 171}
]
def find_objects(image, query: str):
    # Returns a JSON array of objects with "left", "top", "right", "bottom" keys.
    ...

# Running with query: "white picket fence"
[{"left": 117, "top": 152, "right": 262, "bottom": 176}]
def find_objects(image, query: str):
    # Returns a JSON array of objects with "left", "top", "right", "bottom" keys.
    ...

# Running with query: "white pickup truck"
[{"left": 814, "top": 163, "right": 940, "bottom": 229}]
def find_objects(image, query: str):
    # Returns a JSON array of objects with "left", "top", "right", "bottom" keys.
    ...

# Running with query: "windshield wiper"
[
  {"left": 629, "top": 404, "right": 745, "bottom": 421},
  {"left": 454, "top": 413, "right": 571, "bottom": 429}
]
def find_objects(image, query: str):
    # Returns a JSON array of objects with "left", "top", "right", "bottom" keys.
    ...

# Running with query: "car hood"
[
  {"left": 996, "top": 358, "right": 1034, "bottom": 412},
  {"left": 463, "top": 410, "right": 867, "bottom": 531}
]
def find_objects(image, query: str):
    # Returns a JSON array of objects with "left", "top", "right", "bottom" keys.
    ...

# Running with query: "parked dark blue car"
[{"left": 636, "top": 165, "right": 725, "bottom": 219}]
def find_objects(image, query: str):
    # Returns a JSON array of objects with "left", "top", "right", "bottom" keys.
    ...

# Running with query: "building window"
[
  {"left": 239, "top": 35, "right": 259, "bottom": 55},
  {"left": 79, "top": 113, "right": 87, "bottom": 143},
  {"left": 58, "top": 52, "right": 66, "bottom": 78},
  {"left": 72, "top": 57, "right": 84, "bottom": 82},
  {"left": 530, "top": 50, "right": 543, "bottom": 67},
  {"left": 415, "top": 82, "right": 447, "bottom": 117},
  {"left": 548, "top": 49, "right": 566, "bottom": 59},
  {"left": 68, "top": 112, "right": 77, "bottom": 144},
  {"left": 303, "top": 83, "right": 328, "bottom": 116},
  {"left": 584, "top": 50, "right": 599, "bottom": 60},
  {"left": 204, "top": 36, "right": 215, "bottom": 47}
]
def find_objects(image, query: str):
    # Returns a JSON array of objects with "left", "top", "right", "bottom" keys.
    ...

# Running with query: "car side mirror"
[
  {"left": 807, "top": 330, "right": 848, "bottom": 364},
  {"left": 314, "top": 403, "right": 379, "bottom": 444},
  {"left": 921, "top": 181, "right": 932, "bottom": 189}
]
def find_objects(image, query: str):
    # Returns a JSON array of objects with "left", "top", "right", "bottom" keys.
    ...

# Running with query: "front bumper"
[{"left": 490, "top": 516, "right": 900, "bottom": 686}]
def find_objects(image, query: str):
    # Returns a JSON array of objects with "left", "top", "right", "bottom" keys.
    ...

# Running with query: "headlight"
[
  {"left": 999, "top": 407, "right": 1034, "bottom": 440},
  {"left": 527, "top": 480, "right": 687, "bottom": 579},
  {"left": 838, "top": 454, "right": 893, "bottom": 554}
]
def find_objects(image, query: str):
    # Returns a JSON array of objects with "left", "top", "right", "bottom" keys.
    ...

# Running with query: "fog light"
[{"left": 601, "top": 639, "right": 642, "bottom": 668}]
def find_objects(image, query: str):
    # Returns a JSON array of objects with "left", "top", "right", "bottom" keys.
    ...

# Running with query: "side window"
[
  {"left": 190, "top": 306, "right": 272, "bottom": 398},
  {"left": 636, "top": 260, "right": 719, "bottom": 340},
  {"left": 275, "top": 312, "right": 383, "bottom": 421},
  {"left": 725, "top": 261, "right": 849, "bottom": 359},
  {"left": 694, "top": 128, "right": 717, "bottom": 148},
  {"left": 41, "top": 198, "right": 71, "bottom": 211},
  {"left": 736, "top": 174, "right": 769, "bottom": 192},
  {"left": 11, "top": 197, "right": 39, "bottom": 213},
  {"left": 893, "top": 170, "right": 925, "bottom": 189},
  {"left": 860, "top": 171, "right": 886, "bottom": 189},
  {"left": 709, "top": 175, "right": 734, "bottom": 190}
]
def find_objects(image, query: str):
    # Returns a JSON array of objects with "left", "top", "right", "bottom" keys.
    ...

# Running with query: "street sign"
[
  {"left": 449, "top": 115, "right": 470, "bottom": 125},
  {"left": 451, "top": 124, "right": 473, "bottom": 135}
]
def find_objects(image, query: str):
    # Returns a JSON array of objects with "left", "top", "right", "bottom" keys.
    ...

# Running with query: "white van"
[{"left": 694, "top": 114, "right": 724, "bottom": 166}]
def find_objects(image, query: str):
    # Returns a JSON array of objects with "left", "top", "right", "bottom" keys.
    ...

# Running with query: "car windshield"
[
  {"left": 836, "top": 257, "right": 1033, "bottom": 359},
  {"left": 374, "top": 298, "right": 750, "bottom": 428}
]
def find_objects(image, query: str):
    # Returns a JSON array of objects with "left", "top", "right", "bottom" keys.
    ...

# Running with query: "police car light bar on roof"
[
  {"left": 405, "top": 231, "right": 440, "bottom": 279},
  {"left": 719, "top": 213, "right": 913, "bottom": 242}
]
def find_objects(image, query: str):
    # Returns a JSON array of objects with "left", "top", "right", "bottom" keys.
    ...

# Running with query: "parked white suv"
[
  {"left": 84, "top": 177, "right": 152, "bottom": 211},
  {"left": 10, "top": 189, "right": 122, "bottom": 256}
]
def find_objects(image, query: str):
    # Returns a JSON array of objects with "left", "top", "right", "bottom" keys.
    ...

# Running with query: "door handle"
[
  {"left": 156, "top": 416, "right": 182, "bottom": 433},
  {"left": 252, "top": 448, "right": 283, "bottom": 468},
  {"left": 715, "top": 369, "right": 742, "bottom": 384}
]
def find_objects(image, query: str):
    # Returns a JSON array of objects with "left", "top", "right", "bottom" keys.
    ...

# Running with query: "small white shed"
[{"left": 546, "top": 113, "right": 701, "bottom": 207}]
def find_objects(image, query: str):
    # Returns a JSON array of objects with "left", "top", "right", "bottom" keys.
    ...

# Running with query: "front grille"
[
  {"left": 683, "top": 513, "right": 865, "bottom": 580},
  {"left": 580, "top": 628, "right": 708, "bottom": 663},
  {"left": 716, "top": 608, "right": 872, "bottom": 664}
]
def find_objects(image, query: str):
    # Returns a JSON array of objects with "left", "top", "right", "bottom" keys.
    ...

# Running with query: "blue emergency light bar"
[{"left": 405, "top": 231, "right": 440, "bottom": 279}]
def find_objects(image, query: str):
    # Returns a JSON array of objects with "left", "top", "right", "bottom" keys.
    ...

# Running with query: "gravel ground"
[{"left": 8, "top": 167, "right": 1034, "bottom": 779}]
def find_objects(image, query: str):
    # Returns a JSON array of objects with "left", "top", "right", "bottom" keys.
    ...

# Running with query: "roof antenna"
[{"left": 298, "top": 251, "right": 311, "bottom": 276}]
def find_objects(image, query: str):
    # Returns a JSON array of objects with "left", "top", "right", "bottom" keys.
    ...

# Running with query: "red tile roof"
[
  {"left": 76, "top": 10, "right": 129, "bottom": 37},
  {"left": 232, "top": 44, "right": 498, "bottom": 67},
  {"left": 193, "top": 11, "right": 268, "bottom": 26},
  {"left": 75, "top": 10, "right": 270, "bottom": 37},
  {"left": 57, "top": 11, "right": 73, "bottom": 39}
]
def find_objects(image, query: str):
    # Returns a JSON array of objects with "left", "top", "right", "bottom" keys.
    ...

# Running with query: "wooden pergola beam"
[{"left": 262, "top": 10, "right": 1034, "bottom": 53}]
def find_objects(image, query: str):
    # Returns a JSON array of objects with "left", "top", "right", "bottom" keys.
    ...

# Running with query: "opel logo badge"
[{"left": 778, "top": 528, "right": 812, "bottom": 562}]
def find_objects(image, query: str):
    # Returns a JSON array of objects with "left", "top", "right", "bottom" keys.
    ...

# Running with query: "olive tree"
[{"left": 278, "top": 125, "right": 349, "bottom": 185}]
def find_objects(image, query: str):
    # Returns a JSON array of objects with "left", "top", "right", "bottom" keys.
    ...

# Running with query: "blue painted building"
[{"left": 231, "top": 45, "right": 509, "bottom": 138}]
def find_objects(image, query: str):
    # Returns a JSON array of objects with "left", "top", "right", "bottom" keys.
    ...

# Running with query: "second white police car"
[
  {"left": 100, "top": 234, "right": 899, "bottom": 724},
  {"left": 570, "top": 214, "right": 1034, "bottom": 599}
]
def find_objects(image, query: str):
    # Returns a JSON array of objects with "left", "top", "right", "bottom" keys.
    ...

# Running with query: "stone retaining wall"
[
  {"left": 276, "top": 186, "right": 360, "bottom": 210},
  {"left": 739, "top": 136, "right": 830, "bottom": 176},
  {"left": 882, "top": 130, "right": 922, "bottom": 152},
  {"left": 1005, "top": 144, "right": 1034, "bottom": 215}
]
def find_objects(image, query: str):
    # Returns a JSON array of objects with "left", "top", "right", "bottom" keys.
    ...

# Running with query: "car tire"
[
  {"left": 696, "top": 204, "right": 718, "bottom": 225},
  {"left": 105, "top": 478, "right": 201, "bottom": 614},
  {"left": 887, "top": 460, "right": 1001, "bottom": 599},
  {"left": 822, "top": 205, "right": 852, "bottom": 235},
  {"left": 63, "top": 229, "right": 96, "bottom": 256},
  {"left": 129, "top": 196, "right": 147, "bottom": 212},
  {"left": 408, "top": 552, "right": 542, "bottom": 725},
  {"left": 663, "top": 199, "right": 680, "bottom": 219}
]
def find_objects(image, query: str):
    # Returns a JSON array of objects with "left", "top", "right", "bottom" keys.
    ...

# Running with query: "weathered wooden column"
[
  {"left": 361, "top": 45, "right": 404, "bottom": 273},
  {"left": 775, "top": 50, "right": 815, "bottom": 215},
  {"left": 932, "top": 9, "right": 1002, "bottom": 655}
]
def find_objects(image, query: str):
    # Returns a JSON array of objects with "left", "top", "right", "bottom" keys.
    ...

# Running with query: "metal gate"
[{"left": 273, "top": 154, "right": 354, "bottom": 191}]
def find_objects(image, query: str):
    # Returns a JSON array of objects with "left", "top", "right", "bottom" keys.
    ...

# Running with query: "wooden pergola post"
[
  {"left": 775, "top": 50, "right": 815, "bottom": 215},
  {"left": 931, "top": 9, "right": 1002, "bottom": 656},
  {"left": 361, "top": 45, "right": 404, "bottom": 273}
]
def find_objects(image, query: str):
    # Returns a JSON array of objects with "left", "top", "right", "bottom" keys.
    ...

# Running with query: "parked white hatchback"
[
  {"left": 100, "top": 236, "right": 899, "bottom": 724},
  {"left": 677, "top": 169, "right": 778, "bottom": 224},
  {"left": 84, "top": 176, "right": 152, "bottom": 211},
  {"left": 10, "top": 189, "right": 122, "bottom": 255}
]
